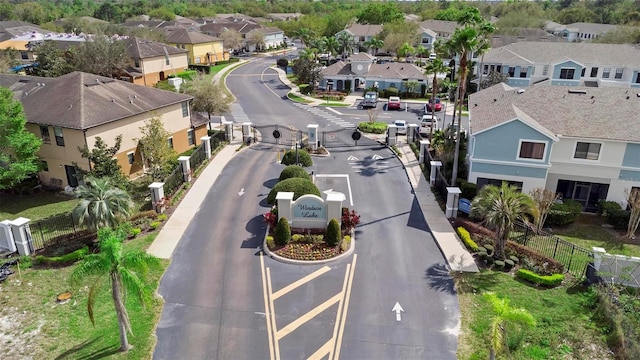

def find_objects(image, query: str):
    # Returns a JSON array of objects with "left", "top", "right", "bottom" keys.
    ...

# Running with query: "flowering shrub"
[
  {"left": 341, "top": 207, "right": 361, "bottom": 233},
  {"left": 263, "top": 207, "right": 278, "bottom": 228}
]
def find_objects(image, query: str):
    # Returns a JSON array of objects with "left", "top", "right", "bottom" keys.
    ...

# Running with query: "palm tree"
[
  {"left": 424, "top": 58, "right": 448, "bottom": 142},
  {"left": 470, "top": 182, "right": 534, "bottom": 259},
  {"left": 71, "top": 226, "right": 161, "bottom": 352},
  {"left": 307, "top": 38, "right": 326, "bottom": 61},
  {"left": 73, "top": 177, "right": 134, "bottom": 232},
  {"left": 293, "top": 28, "right": 315, "bottom": 50},
  {"left": 397, "top": 42, "right": 415, "bottom": 62},
  {"left": 324, "top": 36, "right": 339, "bottom": 58},
  {"left": 447, "top": 8, "right": 494, "bottom": 186},
  {"left": 367, "top": 37, "right": 384, "bottom": 56},
  {"left": 484, "top": 292, "right": 536, "bottom": 360},
  {"left": 415, "top": 44, "right": 427, "bottom": 65},
  {"left": 336, "top": 32, "right": 355, "bottom": 60}
]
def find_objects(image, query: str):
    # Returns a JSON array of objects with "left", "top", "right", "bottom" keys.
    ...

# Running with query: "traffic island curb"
[{"left": 262, "top": 227, "right": 356, "bottom": 265}]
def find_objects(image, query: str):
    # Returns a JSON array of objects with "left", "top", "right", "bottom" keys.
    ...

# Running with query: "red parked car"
[
  {"left": 387, "top": 96, "right": 401, "bottom": 110},
  {"left": 425, "top": 97, "right": 442, "bottom": 112}
]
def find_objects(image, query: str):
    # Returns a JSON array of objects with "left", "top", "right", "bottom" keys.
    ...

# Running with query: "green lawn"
[
  {"left": 318, "top": 101, "right": 349, "bottom": 107},
  {"left": 287, "top": 92, "right": 313, "bottom": 104},
  {"left": 1, "top": 233, "right": 166, "bottom": 359},
  {"left": 0, "top": 192, "right": 78, "bottom": 221},
  {"left": 456, "top": 270, "right": 613, "bottom": 360}
]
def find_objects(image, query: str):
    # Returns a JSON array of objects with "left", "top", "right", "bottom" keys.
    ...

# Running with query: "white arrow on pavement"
[
  {"left": 372, "top": 154, "right": 384, "bottom": 160},
  {"left": 392, "top": 302, "right": 405, "bottom": 322},
  {"left": 238, "top": 188, "right": 245, "bottom": 196},
  {"left": 347, "top": 155, "right": 359, "bottom": 161}
]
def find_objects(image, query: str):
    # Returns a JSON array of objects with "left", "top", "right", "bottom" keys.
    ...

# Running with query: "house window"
[
  {"left": 581, "top": 68, "right": 585, "bottom": 77},
  {"left": 508, "top": 67, "right": 515, "bottom": 77},
  {"left": 127, "top": 152, "right": 135, "bottom": 164},
  {"left": 54, "top": 126, "right": 64, "bottom": 146},
  {"left": 559, "top": 68, "right": 575, "bottom": 79},
  {"left": 195, "top": 57, "right": 201, "bottom": 64},
  {"left": 168, "top": 137, "right": 174, "bottom": 149},
  {"left": 21, "top": 51, "right": 29, "bottom": 60},
  {"left": 543, "top": 65, "right": 549, "bottom": 76},
  {"left": 40, "top": 125, "right": 50, "bottom": 143},
  {"left": 615, "top": 68, "right": 623, "bottom": 79},
  {"left": 181, "top": 102, "right": 189, "bottom": 117},
  {"left": 531, "top": 67, "right": 535, "bottom": 76},
  {"left": 602, "top": 67, "right": 611, "bottom": 78},
  {"left": 636, "top": 73, "right": 640, "bottom": 84},
  {"left": 134, "top": 59, "right": 140, "bottom": 67},
  {"left": 574, "top": 142, "right": 601, "bottom": 160},
  {"left": 187, "top": 129, "right": 195, "bottom": 146},
  {"left": 590, "top": 67, "right": 598, "bottom": 77},
  {"left": 483, "top": 65, "right": 489, "bottom": 75},
  {"left": 41, "top": 160, "right": 48, "bottom": 171},
  {"left": 518, "top": 141, "right": 546, "bottom": 160},
  {"left": 165, "top": 57, "right": 170, "bottom": 66},
  {"left": 496, "top": 65, "right": 502, "bottom": 73},
  {"left": 519, "top": 69, "right": 527, "bottom": 78}
]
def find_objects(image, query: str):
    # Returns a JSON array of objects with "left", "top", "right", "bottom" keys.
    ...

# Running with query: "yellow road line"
[
  {"left": 307, "top": 338, "right": 334, "bottom": 360},
  {"left": 276, "top": 293, "right": 342, "bottom": 340},
  {"left": 271, "top": 266, "right": 331, "bottom": 300},
  {"left": 328, "top": 263, "right": 351, "bottom": 360},
  {"left": 334, "top": 254, "right": 357, "bottom": 359},
  {"left": 260, "top": 253, "right": 275, "bottom": 360},
  {"left": 267, "top": 267, "right": 280, "bottom": 360}
]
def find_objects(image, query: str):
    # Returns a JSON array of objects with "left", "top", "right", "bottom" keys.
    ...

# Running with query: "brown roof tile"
[
  {"left": 125, "top": 37, "right": 187, "bottom": 59},
  {"left": 164, "top": 27, "right": 220, "bottom": 44}
]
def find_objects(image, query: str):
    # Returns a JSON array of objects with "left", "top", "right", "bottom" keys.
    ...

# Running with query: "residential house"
[
  {"left": 266, "top": 13, "right": 303, "bottom": 22},
  {"left": 246, "top": 27, "right": 285, "bottom": 52},
  {"left": 467, "top": 83, "right": 640, "bottom": 212},
  {"left": 478, "top": 42, "right": 640, "bottom": 89},
  {"left": 489, "top": 28, "right": 563, "bottom": 49},
  {"left": 0, "top": 31, "right": 87, "bottom": 66},
  {"left": 336, "top": 24, "right": 383, "bottom": 50},
  {"left": 545, "top": 21, "right": 619, "bottom": 42},
  {"left": 200, "top": 21, "right": 261, "bottom": 39},
  {"left": 164, "top": 27, "right": 228, "bottom": 65},
  {"left": 319, "top": 52, "right": 427, "bottom": 94},
  {"left": 122, "top": 37, "right": 188, "bottom": 86},
  {"left": 418, "top": 20, "right": 457, "bottom": 43},
  {"left": 0, "top": 72, "right": 208, "bottom": 188}
]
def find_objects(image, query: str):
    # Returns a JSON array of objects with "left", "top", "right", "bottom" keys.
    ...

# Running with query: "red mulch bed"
[{"left": 270, "top": 242, "right": 343, "bottom": 261}]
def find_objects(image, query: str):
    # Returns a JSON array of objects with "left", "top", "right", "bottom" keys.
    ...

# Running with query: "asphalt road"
[{"left": 153, "top": 57, "right": 459, "bottom": 359}]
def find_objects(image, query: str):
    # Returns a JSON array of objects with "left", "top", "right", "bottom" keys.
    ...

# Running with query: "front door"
[
  {"left": 65, "top": 165, "right": 78, "bottom": 188},
  {"left": 573, "top": 182, "right": 590, "bottom": 208}
]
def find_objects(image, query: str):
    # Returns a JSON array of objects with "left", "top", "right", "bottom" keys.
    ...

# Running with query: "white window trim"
[
  {"left": 572, "top": 141, "right": 603, "bottom": 162},
  {"left": 127, "top": 151, "right": 135, "bottom": 164},
  {"left": 168, "top": 136, "right": 174, "bottom": 148},
  {"left": 559, "top": 67, "right": 575, "bottom": 80},
  {"left": 516, "top": 139, "right": 548, "bottom": 162}
]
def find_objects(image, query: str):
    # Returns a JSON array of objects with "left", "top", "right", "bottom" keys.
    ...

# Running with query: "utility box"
[{"left": 387, "top": 125, "right": 398, "bottom": 146}]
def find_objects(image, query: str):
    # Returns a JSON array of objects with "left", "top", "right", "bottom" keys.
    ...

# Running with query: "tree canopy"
[
  {"left": 182, "top": 76, "right": 232, "bottom": 121},
  {"left": 357, "top": 2, "right": 404, "bottom": 24},
  {"left": 0, "top": 87, "right": 42, "bottom": 190}
]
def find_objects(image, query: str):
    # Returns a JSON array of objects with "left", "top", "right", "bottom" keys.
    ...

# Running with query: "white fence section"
[{"left": 593, "top": 247, "right": 640, "bottom": 288}]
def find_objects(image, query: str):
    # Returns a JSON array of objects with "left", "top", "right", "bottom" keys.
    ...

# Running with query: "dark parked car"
[{"left": 425, "top": 97, "right": 442, "bottom": 112}]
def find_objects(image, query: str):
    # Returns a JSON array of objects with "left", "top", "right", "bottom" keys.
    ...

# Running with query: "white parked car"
[
  {"left": 393, "top": 120, "right": 407, "bottom": 135},
  {"left": 419, "top": 114, "right": 438, "bottom": 132}
]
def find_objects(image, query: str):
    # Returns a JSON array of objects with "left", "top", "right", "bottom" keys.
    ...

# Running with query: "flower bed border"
[{"left": 262, "top": 225, "right": 356, "bottom": 265}]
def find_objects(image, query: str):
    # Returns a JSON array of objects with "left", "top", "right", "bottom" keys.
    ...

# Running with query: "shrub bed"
[
  {"left": 545, "top": 199, "right": 582, "bottom": 226},
  {"left": 516, "top": 268, "right": 564, "bottom": 287},
  {"left": 456, "top": 226, "right": 479, "bottom": 252},
  {"left": 357, "top": 121, "right": 388, "bottom": 134},
  {"left": 279, "top": 165, "right": 310, "bottom": 181},
  {"left": 34, "top": 246, "right": 89, "bottom": 266}
]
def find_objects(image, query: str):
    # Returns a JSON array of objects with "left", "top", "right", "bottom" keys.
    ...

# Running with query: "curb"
[{"left": 262, "top": 227, "right": 356, "bottom": 265}]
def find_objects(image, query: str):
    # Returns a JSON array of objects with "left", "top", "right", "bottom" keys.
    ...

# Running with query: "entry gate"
[
  {"left": 252, "top": 124, "right": 302, "bottom": 146},
  {"left": 321, "top": 128, "right": 356, "bottom": 148}
]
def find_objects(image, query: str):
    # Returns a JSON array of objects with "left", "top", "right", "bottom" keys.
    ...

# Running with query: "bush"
[
  {"left": 157, "top": 214, "right": 167, "bottom": 221},
  {"left": 341, "top": 235, "right": 351, "bottom": 252},
  {"left": 279, "top": 165, "right": 310, "bottom": 181},
  {"left": 299, "top": 84, "right": 313, "bottom": 95},
  {"left": 274, "top": 217, "right": 291, "bottom": 246},
  {"left": 456, "top": 226, "right": 479, "bottom": 252},
  {"left": 457, "top": 179, "right": 477, "bottom": 200},
  {"left": 129, "top": 228, "right": 142, "bottom": 238},
  {"left": 508, "top": 241, "right": 564, "bottom": 275},
  {"left": 172, "top": 70, "right": 197, "bottom": 81},
  {"left": 598, "top": 200, "right": 622, "bottom": 216},
  {"left": 267, "top": 178, "right": 321, "bottom": 204},
  {"left": 357, "top": 121, "right": 387, "bottom": 134},
  {"left": 326, "top": 218, "right": 341, "bottom": 247},
  {"left": 263, "top": 207, "right": 278, "bottom": 228},
  {"left": 545, "top": 200, "right": 582, "bottom": 226},
  {"left": 266, "top": 235, "right": 275, "bottom": 249},
  {"left": 341, "top": 207, "right": 361, "bottom": 233},
  {"left": 282, "top": 149, "right": 313, "bottom": 167},
  {"left": 277, "top": 58, "right": 288, "bottom": 68},
  {"left": 384, "top": 87, "right": 399, "bottom": 98},
  {"left": 34, "top": 246, "right": 89, "bottom": 266},
  {"left": 130, "top": 210, "right": 158, "bottom": 223},
  {"left": 149, "top": 221, "right": 161, "bottom": 230},
  {"left": 516, "top": 268, "right": 564, "bottom": 287},
  {"left": 606, "top": 208, "right": 631, "bottom": 230},
  {"left": 453, "top": 218, "right": 497, "bottom": 239}
]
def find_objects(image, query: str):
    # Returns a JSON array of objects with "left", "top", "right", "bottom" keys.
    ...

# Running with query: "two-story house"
[
  {"left": 319, "top": 52, "right": 427, "bottom": 93},
  {"left": 467, "top": 83, "right": 640, "bottom": 212},
  {"left": 0, "top": 72, "right": 209, "bottom": 188},
  {"left": 122, "top": 37, "right": 188, "bottom": 87},
  {"left": 478, "top": 42, "right": 640, "bottom": 89},
  {"left": 545, "top": 21, "right": 619, "bottom": 42},
  {"left": 336, "top": 24, "right": 383, "bottom": 51},
  {"left": 246, "top": 27, "right": 285, "bottom": 51},
  {"left": 164, "top": 27, "right": 228, "bottom": 65},
  {"left": 418, "top": 20, "right": 457, "bottom": 44}
]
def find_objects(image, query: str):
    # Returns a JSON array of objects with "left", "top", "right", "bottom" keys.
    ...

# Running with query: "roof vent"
[
  {"left": 111, "top": 98, "right": 115, "bottom": 102},
  {"left": 96, "top": 79, "right": 100, "bottom": 83},
  {"left": 567, "top": 89, "right": 587, "bottom": 95},
  {"left": 517, "top": 89, "right": 525, "bottom": 94}
]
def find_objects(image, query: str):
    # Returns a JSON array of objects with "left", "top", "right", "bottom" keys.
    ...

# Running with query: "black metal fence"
[
  {"left": 29, "top": 213, "right": 87, "bottom": 251},
  {"left": 433, "top": 167, "right": 450, "bottom": 198},
  {"left": 511, "top": 221, "right": 593, "bottom": 278},
  {"left": 163, "top": 164, "right": 184, "bottom": 199},
  {"left": 189, "top": 144, "right": 206, "bottom": 172}
]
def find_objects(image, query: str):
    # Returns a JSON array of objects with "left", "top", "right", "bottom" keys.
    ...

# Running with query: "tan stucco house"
[
  {"left": 123, "top": 37, "right": 189, "bottom": 87},
  {"left": 164, "top": 27, "right": 228, "bottom": 65},
  {"left": 0, "top": 72, "right": 209, "bottom": 188}
]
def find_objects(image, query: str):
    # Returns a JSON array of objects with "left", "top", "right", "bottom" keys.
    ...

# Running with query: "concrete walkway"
[{"left": 148, "top": 58, "right": 478, "bottom": 272}]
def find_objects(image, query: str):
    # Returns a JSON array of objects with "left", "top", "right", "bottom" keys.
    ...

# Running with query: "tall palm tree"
[
  {"left": 293, "top": 28, "right": 315, "bottom": 50},
  {"left": 447, "top": 8, "right": 494, "bottom": 186},
  {"left": 397, "top": 42, "right": 415, "bottom": 61},
  {"left": 307, "top": 37, "right": 326, "bottom": 61},
  {"left": 484, "top": 292, "right": 536, "bottom": 360},
  {"left": 324, "top": 36, "right": 339, "bottom": 59},
  {"left": 415, "top": 44, "right": 427, "bottom": 64},
  {"left": 336, "top": 32, "right": 355, "bottom": 60},
  {"left": 73, "top": 176, "right": 134, "bottom": 232},
  {"left": 366, "top": 37, "right": 384, "bottom": 56},
  {"left": 470, "top": 182, "right": 534, "bottom": 259},
  {"left": 424, "top": 58, "right": 448, "bottom": 142},
  {"left": 71, "top": 226, "right": 161, "bottom": 352}
]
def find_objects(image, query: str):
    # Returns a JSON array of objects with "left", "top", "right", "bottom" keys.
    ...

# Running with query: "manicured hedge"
[
  {"left": 282, "top": 149, "right": 313, "bottom": 167},
  {"left": 544, "top": 199, "right": 582, "bottom": 226},
  {"left": 275, "top": 217, "right": 291, "bottom": 246},
  {"left": 267, "top": 178, "right": 321, "bottom": 204},
  {"left": 516, "top": 268, "right": 564, "bottom": 287},
  {"left": 507, "top": 241, "right": 564, "bottom": 274},
  {"left": 456, "top": 226, "right": 479, "bottom": 252},
  {"left": 357, "top": 121, "right": 388, "bottom": 134},
  {"left": 279, "top": 165, "right": 310, "bottom": 181},
  {"left": 34, "top": 246, "right": 89, "bottom": 266},
  {"left": 598, "top": 200, "right": 622, "bottom": 215},
  {"left": 457, "top": 179, "right": 477, "bottom": 200},
  {"left": 606, "top": 208, "right": 631, "bottom": 230},
  {"left": 326, "top": 218, "right": 341, "bottom": 247}
]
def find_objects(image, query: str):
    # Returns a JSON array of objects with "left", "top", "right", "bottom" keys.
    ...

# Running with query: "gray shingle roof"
[
  {"left": 200, "top": 22, "right": 261, "bottom": 35},
  {"left": 562, "top": 22, "right": 619, "bottom": 33},
  {"left": 125, "top": 37, "right": 187, "bottom": 59},
  {"left": 418, "top": 20, "right": 458, "bottom": 34},
  {"left": 321, "top": 62, "right": 426, "bottom": 80},
  {"left": 469, "top": 83, "right": 640, "bottom": 143},
  {"left": 164, "top": 27, "right": 220, "bottom": 44},
  {"left": 483, "top": 41, "right": 640, "bottom": 68},
  {"left": 0, "top": 72, "right": 192, "bottom": 130},
  {"left": 344, "top": 24, "right": 383, "bottom": 37},
  {"left": 0, "top": 21, "right": 46, "bottom": 42}
]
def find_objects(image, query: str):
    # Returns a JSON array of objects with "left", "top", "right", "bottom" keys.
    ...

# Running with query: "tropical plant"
[
  {"left": 529, "top": 188, "right": 559, "bottom": 232},
  {"left": 363, "top": 37, "right": 384, "bottom": 55},
  {"left": 397, "top": 42, "right": 415, "bottom": 61},
  {"left": 73, "top": 176, "right": 135, "bottom": 232},
  {"left": 484, "top": 292, "right": 536, "bottom": 360},
  {"left": 424, "top": 58, "right": 448, "bottom": 142},
  {"left": 470, "top": 182, "right": 534, "bottom": 259},
  {"left": 293, "top": 27, "right": 315, "bottom": 50},
  {"left": 70, "top": 226, "right": 161, "bottom": 352},
  {"left": 323, "top": 36, "right": 339, "bottom": 58},
  {"left": 336, "top": 32, "right": 356, "bottom": 60}
]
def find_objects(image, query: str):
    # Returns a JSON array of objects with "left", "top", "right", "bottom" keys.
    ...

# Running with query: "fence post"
[
  {"left": 307, "top": 124, "right": 319, "bottom": 150},
  {"left": 429, "top": 161, "right": 442, "bottom": 186},
  {"left": 419, "top": 140, "right": 429, "bottom": 164},
  {"left": 523, "top": 225, "right": 529, "bottom": 247},
  {"left": 445, "top": 187, "right": 462, "bottom": 218},
  {"left": 9, "top": 217, "right": 32, "bottom": 256},
  {"left": 149, "top": 182, "right": 166, "bottom": 214},
  {"left": 567, "top": 245, "right": 575, "bottom": 273},
  {"left": 201, "top": 136, "right": 212, "bottom": 159},
  {"left": 178, "top": 156, "right": 191, "bottom": 183}
]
